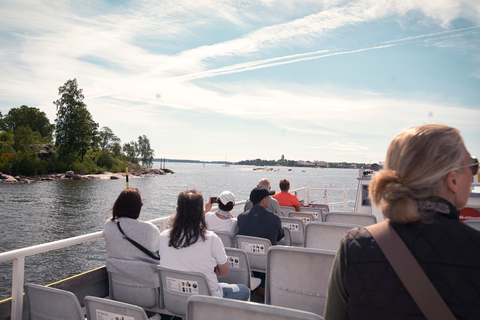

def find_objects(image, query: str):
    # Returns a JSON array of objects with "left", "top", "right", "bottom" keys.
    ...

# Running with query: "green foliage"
[
  {"left": 1, "top": 105, "right": 54, "bottom": 142},
  {"left": 111, "top": 142, "right": 122, "bottom": 158},
  {"left": 0, "top": 80, "right": 155, "bottom": 176},
  {"left": 99, "top": 126, "right": 120, "bottom": 151},
  {"left": 96, "top": 150, "right": 115, "bottom": 169},
  {"left": 14, "top": 126, "right": 42, "bottom": 152},
  {"left": 137, "top": 135, "right": 154, "bottom": 168},
  {"left": 123, "top": 141, "right": 138, "bottom": 160},
  {"left": 0, "top": 131, "right": 15, "bottom": 150},
  {"left": 12, "top": 151, "right": 47, "bottom": 176},
  {"left": 54, "top": 79, "right": 99, "bottom": 162}
]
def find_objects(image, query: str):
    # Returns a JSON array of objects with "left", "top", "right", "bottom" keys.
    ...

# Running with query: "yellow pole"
[{"left": 126, "top": 167, "right": 129, "bottom": 189}]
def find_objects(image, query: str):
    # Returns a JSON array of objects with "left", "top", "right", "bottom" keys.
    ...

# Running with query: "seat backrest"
[
  {"left": 158, "top": 266, "right": 212, "bottom": 317},
  {"left": 265, "top": 246, "right": 336, "bottom": 316},
  {"left": 84, "top": 295, "right": 149, "bottom": 320},
  {"left": 218, "top": 248, "right": 252, "bottom": 289},
  {"left": 235, "top": 235, "right": 272, "bottom": 272},
  {"left": 463, "top": 220, "right": 480, "bottom": 231},
  {"left": 280, "top": 206, "right": 296, "bottom": 216},
  {"left": 300, "top": 206, "right": 328, "bottom": 221},
  {"left": 187, "top": 295, "right": 324, "bottom": 320},
  {"left": 280, "top": 217, "right": 305, "bottom": 246},
  {"left": 304, "top": 222, "right": 361, "bottom": 251},
  {"left": 108, "top": 271, "right": 161, "bottom": 309},
  {"left": 278, "top": 227, "right": 292, "bottom": 246},
  {"left": 24, "top": 283, "right": 84, "bottom": 320},
  {"left": 324, "top": 212, "right": 377, "bottom": 226},
  {"left": 214, "top": 231, "right": 234, "bottom": 248},
  {"left": 289, "top": 211, "right": 315, "bottom": 224}
]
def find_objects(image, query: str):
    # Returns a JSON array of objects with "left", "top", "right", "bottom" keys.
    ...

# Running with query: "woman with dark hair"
[
  {"left": 324, "top": 124, "right": 480, "bottom": 320},
  {"left": 204, "top": 190, "right": 238, "bottom": 238},
  {"left": 104, "top": 188, "right": 161, "bottom": 286},
  {"left": 159, "top": 189, "right": 250, "bottom": 300}
]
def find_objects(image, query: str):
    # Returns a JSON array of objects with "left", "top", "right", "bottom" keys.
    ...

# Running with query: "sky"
[{"left": 0, "top": 0, "right": 479, "bottom": 163}]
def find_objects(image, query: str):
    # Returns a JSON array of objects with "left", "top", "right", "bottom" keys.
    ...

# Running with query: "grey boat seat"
[
  {"left": 24, "top": 283, "right": 84, "bottom": 320},
  {"left": 108, "top": 271, "right": 162, "bottom": 309},
  {"left": 219, "top": 247, "right": 261, "bottom": 291},
  {"left": 278, "top": 227, "right": 292, "bottom": 246},
  {"left": 158, "top": 266, "right": 212, "bottom": 317},
  {"left": 324, "top": 212, "right": 377, "bottom": 226},
  {"left": 304, "top": 222, "right": 362, "bottom": 251},
  {"left": 300, "top": 206, "right": 329, "bottom": 221},
  {"left": 187, "top": 295, "right": 324, "bottom": 320},
  {"left": 289, "top": 211, "right": 315, "bottom": 224},
  {"left": 265, "top": 246, "right": 336, "bottom": 317},
  {"left": 214, "top": 231, "right": 235, "bottom": 248},
  {"left": 85, "top": 295, "right": 149, "bottom": 320},
  {"left": 235, "top": 235, "right": 272, "bottom": 273},
  {"left": 279, "top": 206, "right": 296, "bottom": 216},
  {"left": 280, "top": 217, "right": 305, "bottom": 246}
]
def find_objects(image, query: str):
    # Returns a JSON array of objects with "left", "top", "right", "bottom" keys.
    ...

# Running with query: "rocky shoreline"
[{"left": 0, "top": 167, "right": 174, "bottom": 184}]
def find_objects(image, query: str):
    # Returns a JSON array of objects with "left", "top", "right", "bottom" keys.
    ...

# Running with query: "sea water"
[{"left": 0, "top": 163, "right": 359, "bottom": 299}]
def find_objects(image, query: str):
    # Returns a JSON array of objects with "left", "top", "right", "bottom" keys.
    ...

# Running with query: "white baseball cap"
[{"left": 218, "top": 191, "right": 235, "bottom": 205}]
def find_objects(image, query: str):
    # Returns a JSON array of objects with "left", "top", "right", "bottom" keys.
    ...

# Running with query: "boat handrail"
[{"left": 0, "top": 215, "right": 171, "bottom": 320}]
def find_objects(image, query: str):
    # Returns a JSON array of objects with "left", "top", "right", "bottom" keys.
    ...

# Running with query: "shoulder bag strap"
[
  {"left": 365, "top": 221, "right": 456, "bottom": 320},
  {"left": 117, "top": 221, "right": 160, "bottom": 260}
]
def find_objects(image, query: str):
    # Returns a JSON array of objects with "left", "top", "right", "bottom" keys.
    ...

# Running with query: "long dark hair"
[
  {"left": 169, "top": 189, "right": 207, "bottom": 248},
  {"left": 112, "top": 187, "right": 142, "bottom": 220}
]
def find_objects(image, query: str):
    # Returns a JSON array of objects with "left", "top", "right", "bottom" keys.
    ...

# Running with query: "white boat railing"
[
  {"left": 0, "top": 216, "right": 171, "bottom": 320},
  {"left": 292, "top": 187, "right": 356, "bottom": 212},
  {"left": 0, "top": 187, "right": 352, "bottom": 320}
]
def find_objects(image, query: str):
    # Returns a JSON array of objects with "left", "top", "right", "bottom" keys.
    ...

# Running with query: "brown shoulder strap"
[{"left": 365, "top": 221, "right": 456, "bottom": 320}]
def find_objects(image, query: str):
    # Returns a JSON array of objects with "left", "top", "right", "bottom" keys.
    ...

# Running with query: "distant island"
[{"left": 153, "top": 158, "right": 380, "bottom": 169}]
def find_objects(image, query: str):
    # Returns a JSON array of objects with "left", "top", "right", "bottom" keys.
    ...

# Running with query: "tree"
[
  {"left": 14, "top": 126, "right": 42, "bottom": 152},
  {"left": 111, "top": 141, "right": 122, "bottom": 158},
  {"left": 137, "top": 135, "right": 154, "bottom": 168},
  {"left": 54, "top": 79, "right": 99, "bottom": 161},
  {"left": 123, "top": 141, "right": 138, "bottom": 160},
  {"left": 0, "top": 105, "right": 54, "bottom": 141},
  {"left": 99, "top": 126, "right": 120, "bottom": 151}
]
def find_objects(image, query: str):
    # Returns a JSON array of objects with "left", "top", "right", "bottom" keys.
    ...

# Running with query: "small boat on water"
[{"left": 1, "top": 169, "right": 479, "bottom": 320}]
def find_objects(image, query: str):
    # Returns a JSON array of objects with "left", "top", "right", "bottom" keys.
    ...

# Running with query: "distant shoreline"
[{"left": 0, "top": 167, "right": 174, "bottom": 184}]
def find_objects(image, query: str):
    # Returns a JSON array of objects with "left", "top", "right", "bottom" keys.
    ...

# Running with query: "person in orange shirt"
[{"left": 273, "top": 179, "right": 300, "bottom": 211}]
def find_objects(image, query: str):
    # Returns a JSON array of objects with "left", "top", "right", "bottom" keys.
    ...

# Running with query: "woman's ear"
[{"left": 444, "top": 171, "right": 459, "bottom": 194}]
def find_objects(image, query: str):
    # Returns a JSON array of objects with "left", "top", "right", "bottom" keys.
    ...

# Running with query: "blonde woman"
[{"left": 324, "top": 124, "right": 480, "bottom": 320}]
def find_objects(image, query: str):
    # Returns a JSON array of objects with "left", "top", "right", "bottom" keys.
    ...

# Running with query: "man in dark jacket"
[
  {"left": 237, "top": 187, "right": 285, "bottom": 296},
  {"left": 238, "top": 187, "right": 284, "bottom": 245}
]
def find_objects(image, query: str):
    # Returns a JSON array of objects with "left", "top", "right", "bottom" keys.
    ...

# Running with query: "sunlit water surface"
[{"left": 0, "top": 163, "right": 359, "bottom": 299}]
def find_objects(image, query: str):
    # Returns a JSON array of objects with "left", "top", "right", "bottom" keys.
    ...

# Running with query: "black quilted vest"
[{"left": 345, "top": 198, "right": 480, "bottom": 320}]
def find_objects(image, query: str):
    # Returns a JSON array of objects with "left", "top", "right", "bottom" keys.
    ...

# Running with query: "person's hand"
[{"left": 205, "top": 197, "right": 213, "bottom": 213}]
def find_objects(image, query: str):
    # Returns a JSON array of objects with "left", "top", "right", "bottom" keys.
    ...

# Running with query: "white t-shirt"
[
  {"left": 205, "top": 211, "right": 238, "bottom": 238},
  {"left": 159, "top": 230, "right": 227, "bottom": 297}
]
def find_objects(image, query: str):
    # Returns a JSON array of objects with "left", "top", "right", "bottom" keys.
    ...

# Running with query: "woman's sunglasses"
[{"left": 468, "top": 156, "right": 479, "bottom": 176}]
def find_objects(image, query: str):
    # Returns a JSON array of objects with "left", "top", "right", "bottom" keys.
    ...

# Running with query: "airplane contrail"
[
  {"left": 172, "top": 44, "right": 395, "bottom": 82},
  {"left": 383, "top": 26, "right": 480, "bottom": 44}
]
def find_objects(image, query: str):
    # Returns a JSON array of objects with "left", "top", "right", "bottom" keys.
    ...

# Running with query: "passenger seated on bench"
[
  {"left": 159, "top": 190, "right": 250, "bottom": 301},
  {"left": 238, "top": 187, "right": 285, "bottom": 296},
  {"left": 104, "top": 187, "right": 161, "bottom": 286},
  {"left": 204, "top": 190, "right": 238, "bottom": 238},
  {"left": 273, "top": 179, "right": 301, "bottom": 211},
  {"left": 244, "top": 178, "right": 281, "bottom": 215}
]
